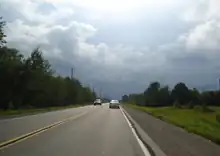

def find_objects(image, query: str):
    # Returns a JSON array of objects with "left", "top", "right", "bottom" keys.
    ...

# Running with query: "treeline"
[
  {"left": 0, "top": 17, "right": 96, "bottom": 110},
  {"left": 122, "top": 82, "right": 220, "bottom": 107}
]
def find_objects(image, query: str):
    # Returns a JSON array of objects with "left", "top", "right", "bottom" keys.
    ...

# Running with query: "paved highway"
[{"left": 0, "top": 104, "right": 149, "bottom": 156}]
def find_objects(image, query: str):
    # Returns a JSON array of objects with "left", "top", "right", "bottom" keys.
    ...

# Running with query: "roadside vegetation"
[
  {"left": 0, "top": 17, "right": 96, "bottom": 115},
  {"left": 122, "top": 82, "right": 220, "bottom": 145},
  {"left": 0, "top": 105, "right": 82, "bottom": 117}
]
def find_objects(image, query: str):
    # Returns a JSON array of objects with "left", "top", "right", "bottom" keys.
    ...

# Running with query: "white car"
[
  {"left": 94, "top": 99, "right": 102, "bottom": 105},
  {"left": 109, "top": 100, "right": 120, "bottom": 109}
]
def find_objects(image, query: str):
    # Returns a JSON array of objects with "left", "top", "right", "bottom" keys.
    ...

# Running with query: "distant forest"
[
  {"left": 0, "top": 17, "right": 96, "bottom": 110},
  {"left": 122, "top": 81, "right": 220, "bottom": 107}
]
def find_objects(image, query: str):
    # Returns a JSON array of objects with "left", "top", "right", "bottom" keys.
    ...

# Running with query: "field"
[
  {"left": 0, "top": 105, "right": 82, "bottom": 117},
  {"left": 128, "top": 104, "right": 220, "bottom": 145}
]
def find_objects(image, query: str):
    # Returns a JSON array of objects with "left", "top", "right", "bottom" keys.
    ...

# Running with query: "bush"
[
  {"left": 21, "top": 105, "right": 34, "bottom": 109},
  {"left": 187, "top": 101, "right": 194, "bottom": 109},
  {"left": 202, "top": 103, "right": 215, "bottom": 112},
  {"left": 216, "top": 114, "right": 220, "bottom": 123},
  {"left": 194, "top": 105, "right": 202, "bottom": 111},
  {"left": 173, "top": 100, "right": 181, "bottom": 108},
  {"left": 8, "top": 102, "right": 15, "bottom": 109},
  {"left": 194, "top": 104, "right": 214, "bottom": 113}
]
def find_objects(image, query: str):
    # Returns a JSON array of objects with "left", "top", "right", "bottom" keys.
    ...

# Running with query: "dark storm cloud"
[{"left": 2, "top": 0, "right": 220, "bottom": 98}]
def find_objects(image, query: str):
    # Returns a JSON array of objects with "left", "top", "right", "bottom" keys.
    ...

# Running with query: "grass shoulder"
[
  {"left": 126, "top": 104, "right": 220, "bottom": 145},
  {"left": 0, "top": 104, "right": 82, "bottom": 118}
]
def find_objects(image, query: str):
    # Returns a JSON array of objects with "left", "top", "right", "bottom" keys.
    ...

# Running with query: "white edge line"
[{"left": 120, "top": 108, "right": 151, "bottom": 156}]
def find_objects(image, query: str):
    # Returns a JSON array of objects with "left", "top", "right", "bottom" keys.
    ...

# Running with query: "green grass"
[
  {"left": 127, "top": 104, "right": 220, "bottom": 145},
  {"left": 0, "top": 105, "right": 82, "bottom": 117}
]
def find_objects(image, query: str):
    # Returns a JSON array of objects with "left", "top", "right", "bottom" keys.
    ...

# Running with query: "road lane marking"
[
  {"left": 120, "top": 107, "right": 151, "bottom": 156},
  {"left": 0, "top": 111, "right": 88, "bottom": 150}
]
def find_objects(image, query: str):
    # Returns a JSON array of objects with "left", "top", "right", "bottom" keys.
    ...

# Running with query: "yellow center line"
[{"left": 0, "top": 111, "right": 88, "bottom": 150}]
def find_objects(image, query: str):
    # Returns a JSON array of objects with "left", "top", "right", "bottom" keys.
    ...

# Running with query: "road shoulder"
[
  {"left": 0, "top": 105, "right": 84, "bottom": 120},
  {"left": 121, "top": 107, "right": 167, "bottom": 156},
  {"left": 123, "top": 105, "right": 220, "bottom": 156}
]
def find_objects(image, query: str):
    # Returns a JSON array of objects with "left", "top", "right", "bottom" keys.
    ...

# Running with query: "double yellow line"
[{"left": 0, "top": 112, "right": 88, "bottom": 150}]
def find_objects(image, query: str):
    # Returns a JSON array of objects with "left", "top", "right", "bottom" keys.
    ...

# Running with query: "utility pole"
[
  {"left": 99, "top": 88, "right": 102, "bottom": 99},
  {"left": 71, "top": 67, "right": 74, "bottom": 80},
  {"left": 219, "top": 78, "right": 220, "bottom": 91},
  {"left": 91, "top": 84, "right": 95, "bottom": 94},
  {"left": 91, "top": 85, "right": 96, "bottom": 99}
]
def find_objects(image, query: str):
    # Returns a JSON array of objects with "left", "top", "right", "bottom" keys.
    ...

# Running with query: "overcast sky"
[{"left": 1, "top": 0, "right": 220, "bottom": 98}]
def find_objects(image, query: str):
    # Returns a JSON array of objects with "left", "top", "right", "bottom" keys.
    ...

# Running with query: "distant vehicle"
[
  {"left": 109, "top": 100, "right": 120, "bottom": 109},
  {"left": 94, "top": 99, "right": 102, "bottom": 105}
]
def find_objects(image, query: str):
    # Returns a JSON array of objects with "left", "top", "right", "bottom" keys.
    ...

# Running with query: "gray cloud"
[{"left": 2, "top": 0, "right": 220, "bottom": 98}]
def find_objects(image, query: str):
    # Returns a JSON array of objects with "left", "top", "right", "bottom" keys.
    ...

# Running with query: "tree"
[
  {"left": 123, "top": 82, "right": 171, "bottom": 106},
  {"left": 0, "top": 47, "right": 24, "bottom": 109},
  {"left": 23, "top": 48, "right": 53, "bottom": 107},
  {"left": 158, "top": 86, "right": 171, "bottom": 106},
  {"left": 135, "top": 94, "right": 145, "bottom": 105},
  {"left": 0, "top": 46, "right": 96, "bottom": 109},
  {"left": 171, "top": 82, "right": 191, "bottom": 105},
  {"left": 190, "top": 88, "right": 200, "bottom": 105},
  {"left": 122, "top": 80, "right": 220, "bottom": 107},
  {"left": 122, "top": 95, "right": 129, "bottom": 102},
  {"left": 0, "top": 15, "right": 97, "bottom": 110},
  {"left": 144, "top": 82, "right": 160, "bottom": 106},
  {"left": 0, "top": 17, "right": 6, "bottom": 47}
]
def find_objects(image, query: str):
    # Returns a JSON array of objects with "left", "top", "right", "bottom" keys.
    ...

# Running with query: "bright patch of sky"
[{"left": 1, "top": 0, "right": 220, "bottom": 98}]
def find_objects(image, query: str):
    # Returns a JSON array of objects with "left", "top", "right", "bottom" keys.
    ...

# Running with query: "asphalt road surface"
[
  {"left": 0, "top": 104, "right": 147, "bottom": 156},
  {"left": 124, "top": 106, "right": 220, "bottom": 156}
]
